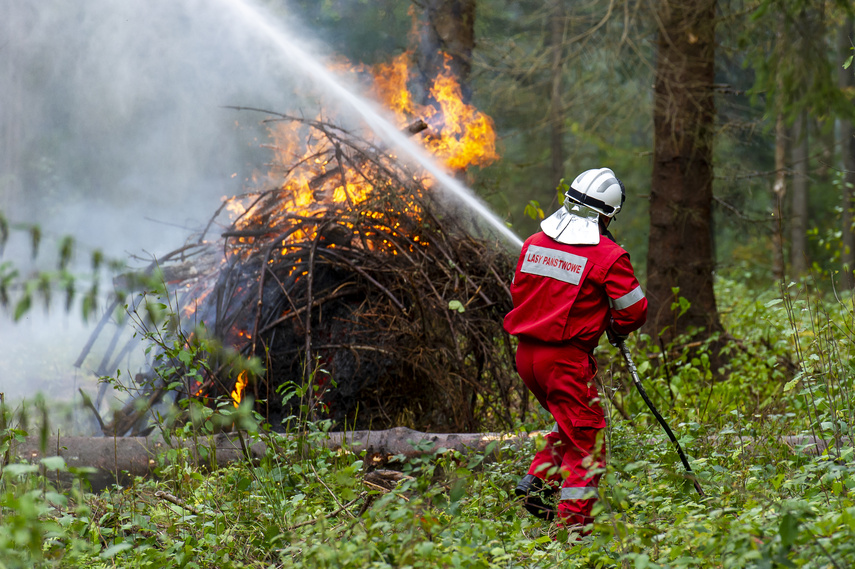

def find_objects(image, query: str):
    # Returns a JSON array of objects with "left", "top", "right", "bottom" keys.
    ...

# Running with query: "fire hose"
[{"left": 618, "top": 341, "right": 705, "bottom": 497}]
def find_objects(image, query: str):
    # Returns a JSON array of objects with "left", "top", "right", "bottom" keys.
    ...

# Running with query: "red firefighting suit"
[{"left": 504, "top": 229, "right": 647, "bottom": 527}]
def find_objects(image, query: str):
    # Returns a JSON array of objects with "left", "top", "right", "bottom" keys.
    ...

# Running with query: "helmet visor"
[{"left": 540, "top": 203, "right": 600, "bottom": 245}]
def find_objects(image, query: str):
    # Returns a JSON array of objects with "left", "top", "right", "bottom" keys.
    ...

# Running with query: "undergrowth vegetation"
[{"left": 2, "top": 277, "right": 855, "bottom": 568}]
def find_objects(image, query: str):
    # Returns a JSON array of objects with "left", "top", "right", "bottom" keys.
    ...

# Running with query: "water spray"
[{"left": 221, "top": 0, "right": 523, "bottom": 250}]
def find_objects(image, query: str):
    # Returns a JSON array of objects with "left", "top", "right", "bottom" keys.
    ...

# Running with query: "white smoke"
[
  {"left": 1, "top": 0, "right": 341, "bottom": 248},
  {"left": 0, "top": 0, "right": 334, "bottom": 421}
]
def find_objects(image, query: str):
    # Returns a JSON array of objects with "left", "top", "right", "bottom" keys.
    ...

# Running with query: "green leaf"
[
  {"left": 44, "top": 491, "right": 68, "bottom": 507},
  {"left": 779, "top": 512, "right": 799, "bottom": 548},
  {"left": 679, "top": 297, "right": 690, "bottom": 316},
  {"left": 524, "top": 200, "right": 544, "bottom": 220},
  {"left": 30, "top": 225, "right": 41, "bottom": 259},
  {"left": 0, "top": 212, "right": 8, "bottom": 251},
  {"left": 67, "top": 466, "right": 98, "bottom": 477},
  {"left": 82, "top": 285, "right": 98, "bottom": 321},
  {"left": 750, "top": 0, "right": 770, "bottom": 21},
  {"left": 100, "top": 542, "right": 133, "bottom": 559},
  {"left": 178, "top": 349, "right": 194, "bottom": 366},
  {"left": 37, "top": 273, "right": 52, "bottom": 309},
  {"left": 14, "top": 292, "right": 31, "bottom": 321},
  {"left": 448, "top": 300, "right": 465, "bottom": 313},
  {"left": 64, "top": 275, "right": 75, "bottom": 312},
  {"left": 58, "top": 235, "right": 74, "bottom": 270},
  {"left": 634, "top": 553, "right": 650, "bottom": 569},
  {"left": 40, "top": 456, "right": 67, "bottom": 471},
  {"left": 92, "top": 249, "right": 104, "bottom": 271},
  {"left": 3, "top": 463, "right": 39, "bottom": 476},
  {"left": 764, "top": 298, "right": 783, "bottom": 308},
  {"left": 449, "top": 479, "right": 466, "bottom": 503},
  {"left": 415, "top": 541, "right": 435, "bottom": 556}
]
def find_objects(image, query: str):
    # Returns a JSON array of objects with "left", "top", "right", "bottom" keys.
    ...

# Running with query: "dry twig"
[{"left": 155, "top": 490, "right": 203, "bottom": 516}]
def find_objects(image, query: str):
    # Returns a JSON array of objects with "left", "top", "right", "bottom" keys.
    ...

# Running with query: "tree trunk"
[
  {"left": 548, "top": 0, "right": 566, "bottom": 190},
  {"left": 416, "top": 0, "right": 477, "bottom": 105},
  {"left": 772, "top": 112, "right": 788, "bottom": 282},
  {"left": 790, "top": 111, "right": 809, "bottom": 279},
  {"left": 839, "top": 18, "right": 855, "bottom": 290},
  {"left": 645, "top": 0, "right": 720, "bottom": 341},
  {"left": 771, "top": 14, "right": 789, "bottom": 283}
]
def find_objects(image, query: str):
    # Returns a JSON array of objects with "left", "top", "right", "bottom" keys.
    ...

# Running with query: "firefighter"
[{"left": 504, "top": 167, "right": 647, "bottom": 532}]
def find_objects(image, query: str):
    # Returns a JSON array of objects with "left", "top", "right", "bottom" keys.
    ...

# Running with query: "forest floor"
[{"left": 2, "top": 277, "right": 855, "bottom": 568}]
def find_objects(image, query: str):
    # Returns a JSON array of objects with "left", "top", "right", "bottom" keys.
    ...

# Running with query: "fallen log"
[
  {"left": 9, "top": 429, "right": 847, "bottom": 492},
  {"left": 9, "top": 427, "right": 534, "bottom": 491}
]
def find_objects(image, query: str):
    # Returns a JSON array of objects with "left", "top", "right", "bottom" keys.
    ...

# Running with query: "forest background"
[
  {"left": 282, "top": 0, "right": 854, "bottom": 301},
  {"left": 3, "top": 0, "right": 855, "bottom": 567}
]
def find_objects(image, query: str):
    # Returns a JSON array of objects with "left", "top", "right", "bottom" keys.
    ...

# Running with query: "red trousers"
[{"left": 516, "top": 341, "right": 605, "bottom": 527}]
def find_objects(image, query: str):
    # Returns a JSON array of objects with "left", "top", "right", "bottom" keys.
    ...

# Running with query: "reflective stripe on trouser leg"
[
  {"left": 555, "top": 426, "right": 603, "bottom": 527},
  {"left": 558, "top": 486, "right": 599, "bottom": 528},
  {"left": 560, "top": 487, "right": 598, "bottom": 501}
]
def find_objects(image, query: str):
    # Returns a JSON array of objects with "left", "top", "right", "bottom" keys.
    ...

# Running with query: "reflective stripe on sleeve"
[
  {"left": 551, "top": 423, "right": 559, "bottom": 434},
  {"left": 610, "top": 285, "right": 645, "bottom": 311},
  {"left": 560, "top": 487, "right": 598, "bottom": 501}
]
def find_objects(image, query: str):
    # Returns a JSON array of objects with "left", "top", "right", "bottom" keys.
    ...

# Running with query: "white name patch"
[{"left": 520, "top": 245, "right": 588, "bottom": 285}]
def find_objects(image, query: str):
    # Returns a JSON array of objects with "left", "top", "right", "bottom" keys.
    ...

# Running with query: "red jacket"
[{"left": 504, "top": 231, "right": 647, "bottom": 352}]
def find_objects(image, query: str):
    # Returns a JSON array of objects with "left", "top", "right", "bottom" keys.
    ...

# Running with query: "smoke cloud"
[
  {"left": 0, "top": 0, "right": 353, "bottom": 419},
  {"left": 1, "top": 0, "right": 343, "bottom": 247}
]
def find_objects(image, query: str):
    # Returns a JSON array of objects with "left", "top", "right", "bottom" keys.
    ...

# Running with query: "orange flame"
[
  {"left": 257, "top": 50, "right": 499, "bottom": 237},
  {"left": 231, "top": 370, "right": 249, "bottom": 407},
  {"left": 371, "top": 52, "right": 415, "bottom": 121},
  {"left": 369, "top": 52, "right": 498, "bottom": 171},
  {"left": 426, "top": 78, "right": 498, "bottom": 169}
]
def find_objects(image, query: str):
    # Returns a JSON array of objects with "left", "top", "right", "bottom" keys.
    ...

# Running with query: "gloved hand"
[{"left": 606, "top": 327, "right": 628, "bottom": 347}]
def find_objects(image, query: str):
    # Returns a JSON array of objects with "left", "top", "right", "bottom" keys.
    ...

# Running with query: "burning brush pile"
[{"left": 95, "top": 54, "right": 522, "bottom": 434}]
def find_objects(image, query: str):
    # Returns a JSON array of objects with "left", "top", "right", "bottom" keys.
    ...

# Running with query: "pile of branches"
[{"left": 95, "top": 113, "right": 522, "bottom": 434}]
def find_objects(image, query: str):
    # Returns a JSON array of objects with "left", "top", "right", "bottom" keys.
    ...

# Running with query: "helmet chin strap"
[{"left": 599, "top": 215, "right": 617, "bottom": 243}]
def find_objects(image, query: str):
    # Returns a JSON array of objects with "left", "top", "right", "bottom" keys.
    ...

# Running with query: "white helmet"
[
  {"left": 564, "top": 168, "right": 625, "bottom": 218},
  {"left": 540, "top": 167, "right": 625, "bottom": 245}
]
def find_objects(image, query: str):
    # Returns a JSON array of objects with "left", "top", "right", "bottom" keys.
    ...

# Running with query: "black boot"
[{"left": 514, "top": 474, "right": 556, "bottom": 520}]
